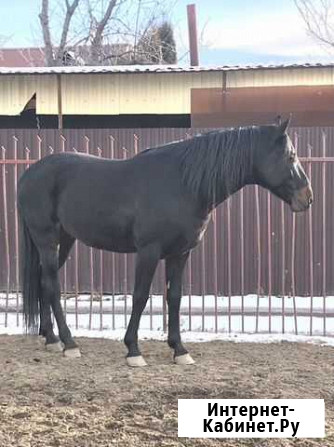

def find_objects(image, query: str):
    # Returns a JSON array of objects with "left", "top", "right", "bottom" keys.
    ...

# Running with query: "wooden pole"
[{"left": 57, "top": 74, "right": 63, "bottom": 130}]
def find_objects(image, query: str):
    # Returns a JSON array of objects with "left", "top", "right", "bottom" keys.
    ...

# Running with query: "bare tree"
[
  {"left": 294, "top": 0, "right": 334, "bottom": 49},
  {"left": 39, "top": 0, "right": 178, "bottom": 66},
  {"left": 138, "top": 21, "right": 177, "bottom": 64},
  {"left": 39, "top": 0, "right": 80, "bottom": 65}
]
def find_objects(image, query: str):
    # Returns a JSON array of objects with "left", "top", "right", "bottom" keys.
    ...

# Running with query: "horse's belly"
[
  {"left": 60, "top": 207, "right": 136, "bottom": 253},
  {"left": 69, "top": 223, "right": 136, "bottom": 252}
]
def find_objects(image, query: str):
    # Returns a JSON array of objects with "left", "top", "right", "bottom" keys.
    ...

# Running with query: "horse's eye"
[{"left": 289, "top": 153, "right": 296, "bottom": 162}]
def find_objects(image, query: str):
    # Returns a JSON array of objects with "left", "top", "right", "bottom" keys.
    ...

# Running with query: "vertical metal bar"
[
  {"left": 267, "top": 193, "right": 272, "bottom": 333},
  {"left": 281, "top": 201, "right": 285, "bottom": 334},
  {"left": 160, "top": 257, "right": 164, "bottom": 332},
  {"left": 122, "top": 146, "right": 128, "bottom": 328},
  {"left": 13, "top": 137, "right": 19, "bottom": 326},
  {"left": 85, "top": 137, "right": 94, "bottom": 330},
  {"left": 240, "top": 189, "right": 245, "bottom": 333},
  {"left": 97, "top": 147, "right": 104, "bottom": 331},
  {"left": 227, "top": 197, "right": 232, "bottom": 333},
  {"left": 163, "top": 276, "right": 167, "bottom": 333},
  {"left": 307, "top": 143, "right": 314, "bottom": 335},
  {"left": 1, "top": 147, "right": 10, "bottom": 327},
  {"left": 60, "top": 135, "right": 68, "bottom": 321},
  {"left": 292, "top": 132, "right": 298, "bottom": 335},
  {"left": 212, "top": 208, "right": 218, "bottom": 333},
  {"left": 255, "top": 185, "right": 261, "bottom": 333},
  {"left": 188, "top": 251, "right": 192, "bottom": 331},
  {"left": 73, "top": 143, "right": 79, "bottom": 330},
  {"left": 322, "top": 131, "right": 327, "bottom": 336},
  {"left": 110, "top": 136, "right": 116, "bottom": 329},
  {"left": 149, "top": 272, "right": 154, "bottom": 331},
  {"left": 25, "top": 146, "right": 31, "bottom": 166},
  {"left": 291, "top": 213, "right": 298, "bottom": 335},
  {"left": 89, "top": 248, "right": 94, "bottom": 330},
  {"left": 23, "top": 145, "right": 31, "bottom": 326},
  {"left": 201, "top": 236, "right": 206, "bottom": 331},
  {"left": 99, "top": 249, "right": 103, "bottom": 331},
  {"left": 38, "top": 135, "right": 43, "bottom": 158},
  {"left": 74, "top": 240, "right": 79, "bottom": 330}
]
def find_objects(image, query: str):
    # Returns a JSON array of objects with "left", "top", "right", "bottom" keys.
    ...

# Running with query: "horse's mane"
[
  {"left": 181, "top": 127, "right": 260, "bottom": 202},
  {"left": 137, "top": 126, "right": 272, "bottom": 204}
]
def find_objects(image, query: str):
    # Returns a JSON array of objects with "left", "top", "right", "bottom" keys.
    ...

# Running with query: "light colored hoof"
[
  {"left": 174, "top": 353, "right": 195, "bottom": 365},
  {"left": 38, "top": 335, "right": 46, "bottom": 346},
  {"left": 63, "top": 347, "right": 81, "bottom": 358},
  {"left": 45, "top": 341, "right": 63, "bottom": 352},
  {"left": 126, "top": 355, "right": 147, "bottom": 367}
]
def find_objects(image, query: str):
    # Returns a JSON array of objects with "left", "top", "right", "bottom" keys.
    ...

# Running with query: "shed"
[{"left": 0, "top": 63, "right": 333, "bottom": 128}]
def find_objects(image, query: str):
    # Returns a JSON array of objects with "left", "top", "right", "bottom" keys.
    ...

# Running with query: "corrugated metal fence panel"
[{"left": 0, "top": 127, "right": 333, "bottom": 299}]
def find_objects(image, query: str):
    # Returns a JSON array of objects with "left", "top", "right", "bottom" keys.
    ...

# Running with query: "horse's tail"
[{"left": 19, "top": 214, "right": 40, "bottom": 332}]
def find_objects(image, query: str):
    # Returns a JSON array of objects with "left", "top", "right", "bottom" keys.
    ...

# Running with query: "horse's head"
[{"left": 253, "top": 118, "right": 313, "bottom": 212}]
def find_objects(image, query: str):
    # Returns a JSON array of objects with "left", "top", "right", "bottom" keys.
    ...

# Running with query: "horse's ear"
[{"left": 278, "top": 115, "right": 291, "bottom": 134}]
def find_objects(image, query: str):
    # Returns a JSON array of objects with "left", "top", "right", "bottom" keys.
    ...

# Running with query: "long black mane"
[{"left": 140, "top": 126, "right": 262, "bottom": 205}]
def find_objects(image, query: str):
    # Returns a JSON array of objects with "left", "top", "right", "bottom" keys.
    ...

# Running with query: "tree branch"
[
  {"left": 39, "top": 0, "right": 54, "bottom": 65},
  {"left": 55, "top": 0, "right": 81, "bottom": 64},
  {"left": 294, "top": 0, "right": 334, "bottom": 49},
  {"left": 89, "top": 0, "right": 118, "bottom": 63}
]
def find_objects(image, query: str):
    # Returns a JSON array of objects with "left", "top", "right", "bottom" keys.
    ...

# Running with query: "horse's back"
[{"left": 18, "top": 152, "right": 123, "bottom": 225}]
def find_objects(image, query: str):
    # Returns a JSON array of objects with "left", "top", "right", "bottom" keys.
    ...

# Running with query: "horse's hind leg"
[
  {"left": 39, "top": 288, "right": 62, "bottom": 351},
  {"left": 39, "top": 227, "right": 75, "bottom": 351},
  {"left": 40, "top": 248, "right": 80, "bottom": 357},
  {"left": 124, "top": 243, "right": 161, "bottom": 367},
  {"left": 166, "top": 252, "right": 195, "bottom": 365},
  {"left": 58, "top": 226, "right": 75, "bottom": 270},
  {"left": 30, "top": 225, "right": 80, "bottom": 357}
]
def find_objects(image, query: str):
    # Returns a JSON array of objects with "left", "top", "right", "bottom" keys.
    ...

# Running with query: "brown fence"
[{"left": 0, "top": 127, "right": 333, "bottom": 335}]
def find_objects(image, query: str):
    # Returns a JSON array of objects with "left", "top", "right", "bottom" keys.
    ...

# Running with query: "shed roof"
[{"left": 0, "top": 62, "right": 333, "bottom": 75}]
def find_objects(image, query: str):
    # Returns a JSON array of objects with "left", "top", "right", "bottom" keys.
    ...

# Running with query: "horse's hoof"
[
  {"left": 126, "top": 355, "right": 147, "bottom": 367},
  {"left": 38, "top": 335, "right": 46, "bottom": 346},
  {"left": 174, "top": 353, "right": 195, "bottom": 365},
  {"left": 45, "top": 341, "right": 63, "bottom": 352},
  {"left": 63, "top": 347, "right": 81, "bottom": 358}
]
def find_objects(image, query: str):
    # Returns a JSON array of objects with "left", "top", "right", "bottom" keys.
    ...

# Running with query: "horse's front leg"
[
  {"left": 165, "top": 251, "right": 195, "bottom": 365},
  {"left": 124, "top": 243, "right": 161, "bottom": 367}
]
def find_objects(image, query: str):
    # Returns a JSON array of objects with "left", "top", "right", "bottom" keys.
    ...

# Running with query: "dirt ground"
[{"left": 0, "top": 335, "right": 334, "bottom": 447}]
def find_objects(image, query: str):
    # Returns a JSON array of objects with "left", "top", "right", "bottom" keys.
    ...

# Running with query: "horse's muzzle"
[{"left": 290, "top": 185, "right": 313, "bottom": 212}]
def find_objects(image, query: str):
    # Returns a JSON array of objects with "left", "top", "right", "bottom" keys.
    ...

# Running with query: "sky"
[{"left": 0, "top": 0, "right": 333, "bottom": 66}]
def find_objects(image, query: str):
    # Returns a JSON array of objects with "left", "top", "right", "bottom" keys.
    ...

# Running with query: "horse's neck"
[
  {"left": 212, "top": 180, "right": 247, "bottom": 209},
  {"left": 208, "top": 165, "right": 254, "bottom": 209}
]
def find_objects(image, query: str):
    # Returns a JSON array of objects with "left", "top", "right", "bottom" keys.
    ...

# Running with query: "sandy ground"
[{"left": 0, "top": 335, "right": 333, "bottom": 447}]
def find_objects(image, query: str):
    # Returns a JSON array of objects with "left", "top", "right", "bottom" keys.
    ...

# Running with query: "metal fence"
[{"left": 0, "top": 128, "right": 334, "bottom": 336}]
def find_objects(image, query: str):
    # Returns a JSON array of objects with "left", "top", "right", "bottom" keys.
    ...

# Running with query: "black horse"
[{"left": 18, "top": 119, "right": 313, "bottom": 366}]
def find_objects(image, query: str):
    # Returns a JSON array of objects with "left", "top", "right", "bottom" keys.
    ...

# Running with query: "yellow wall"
[
  {"left": 227, "top": 67, "right": 334, "bottom": 88},
  {"left": 0, "top": 75, "right": 38, "bottom": 115},
  {"left": 0, "top": 67, "right": 333, "bottom": 116}
]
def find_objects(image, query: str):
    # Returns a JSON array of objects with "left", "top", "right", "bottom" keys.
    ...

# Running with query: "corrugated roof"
[{"left": 0, "top": 62, "right": 333, "bottom": 75}]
